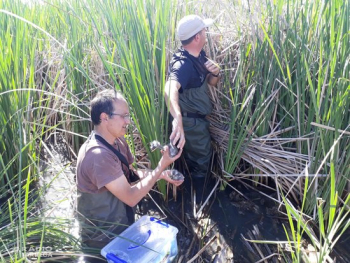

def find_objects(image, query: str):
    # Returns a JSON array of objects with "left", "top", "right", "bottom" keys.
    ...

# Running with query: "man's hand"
[
  {"left": 204, "top": 59, "right": 220, "bottom": 76},
  {"left": 159, "top": 145, "right": 183, "bottom": 169},
  {"left": 160, "top": 170, "right": 184, "bottom": 187},
  {"left": 170, "top": 118, "right": 185, "bottom": 149}
]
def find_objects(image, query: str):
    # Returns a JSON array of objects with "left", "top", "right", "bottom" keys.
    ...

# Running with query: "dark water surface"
[
  {"left": 39, "top": 139, "right": 350, "bottom": 263},
  {"left": 207, "top": 185, "right": 287, "bottom": 262},
  {"left": 142, "top": 179, "right": 289, "bottom": 263}
]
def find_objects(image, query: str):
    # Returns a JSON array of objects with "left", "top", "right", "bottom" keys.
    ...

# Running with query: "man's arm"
[
  {"left": 105, "top": 146, "right": 182, "bottom": 207},
  {"left": 205, "top": 60, "right": 220, "bottom": 86},
  {"left": 207, "top": 73, "right": 220, "bottom": 86},
  {"left": 164, "top": 80, "right": 185, "bottom": 149},
  {"left": 105, "top": 162, "right": 165, "bottom": 207},
  {"left": 134, "top": 168, "right": 183, "bottom": 187}
]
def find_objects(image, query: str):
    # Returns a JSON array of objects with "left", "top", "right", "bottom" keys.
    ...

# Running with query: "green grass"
[{"left": 0, "top": 0, "right": 349, "bottom": 261}]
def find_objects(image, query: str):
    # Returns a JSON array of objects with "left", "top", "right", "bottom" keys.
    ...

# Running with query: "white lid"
[{"left": 101, "top": 216, "right": 178, "bottom": 262}]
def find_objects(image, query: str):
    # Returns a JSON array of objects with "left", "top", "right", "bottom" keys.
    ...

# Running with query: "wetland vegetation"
[{"left": 0, "top": 0, "right": 349, "bottom": 262}]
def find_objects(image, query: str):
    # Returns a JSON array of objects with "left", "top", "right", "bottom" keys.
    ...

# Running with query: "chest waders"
[
  {"left": 78, "top": 190, "right": 131, "bottom": 248},
  {"left": 77, "top": 135, "right": 136, "bottom": 249},
  {"left": 179, "top": 81, "right": 212, "bottom": 178}
]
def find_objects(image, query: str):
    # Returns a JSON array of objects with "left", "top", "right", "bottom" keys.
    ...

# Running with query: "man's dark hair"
[
  {"left": 90, "top": 89, "right": 125, "bottom": 125},
  {"left": 181, "top": 33, "right": 197, "bottom": 46}
]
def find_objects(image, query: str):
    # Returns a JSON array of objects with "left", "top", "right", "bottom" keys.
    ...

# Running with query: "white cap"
[{"left": 176, "top": 15, "right": 214, "bottom": 41}]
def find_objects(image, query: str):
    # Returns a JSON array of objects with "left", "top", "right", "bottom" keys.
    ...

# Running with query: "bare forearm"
[
  {"left": 208, "top": 73, "right": 220, "bottom": 86},
  {"left": 129, "top": 165, "right": 164, "bottom": 205},
  {"left": 164, "top": 80, "right": 185, "bottom": 148},
  {"left": 164, "top": 80, "right": 182, "bottom": 121},
  {"left": 106, "top": 147, "right": 182, "bottom": 208},
  {"left": 133, "top": 168, "right": 149, "bottom": 180},
  {"left": 205, "top": 59, "right": 220, "bottom": 86}
]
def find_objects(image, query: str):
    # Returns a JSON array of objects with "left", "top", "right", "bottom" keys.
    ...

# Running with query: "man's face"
[
  {"left": 198, "top": 28, "right": 207, "bottom": 49},
  {"left": 106, "top": 100, "right": 131, "bottom": 138}
]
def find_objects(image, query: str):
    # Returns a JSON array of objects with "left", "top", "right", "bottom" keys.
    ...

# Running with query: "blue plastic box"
[{"left": 101, "top": 215, "right": 178, "bottom": 263}]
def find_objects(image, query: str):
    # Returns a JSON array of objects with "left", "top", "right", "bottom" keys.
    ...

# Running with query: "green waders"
[
  {"left": 179, "top": 81, "right": 212, "bottom": 178},
  {"left": 77, "top": 190, "right": 133, "bottom": 249}
]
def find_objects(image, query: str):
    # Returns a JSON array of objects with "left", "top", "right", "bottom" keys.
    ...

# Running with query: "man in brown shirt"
[{"left": 77, "top": 89, "right": 183, "bottom": 250}]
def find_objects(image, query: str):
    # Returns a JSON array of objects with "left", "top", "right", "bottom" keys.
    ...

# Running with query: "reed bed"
[{"left": 0, "top": 0, "right": 349, "bottom": 261}]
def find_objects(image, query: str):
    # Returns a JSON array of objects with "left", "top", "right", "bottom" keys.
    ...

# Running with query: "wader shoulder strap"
[
  {"left": 95, "top": 134, "right": 129, "bottom": 168},
  {"left": 171, "top": 49, "right": 208, "bottom": 78},
  {"left": 94, "top": 134, "right": 135, "bottom": 224}
]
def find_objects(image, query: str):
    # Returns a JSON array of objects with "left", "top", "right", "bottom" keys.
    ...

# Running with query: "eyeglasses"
[{"left": 109, "top": 113, "right": 131, "bottom": 120}]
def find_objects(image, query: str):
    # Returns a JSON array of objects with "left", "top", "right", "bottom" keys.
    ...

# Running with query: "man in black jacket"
[{"left": 164, "top": 15, "right": 220, "bottom": 201}]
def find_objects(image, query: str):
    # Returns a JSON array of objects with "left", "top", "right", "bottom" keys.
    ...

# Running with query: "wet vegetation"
[{"left": 0, "top": 0, "right": 349, "bottom": 262}]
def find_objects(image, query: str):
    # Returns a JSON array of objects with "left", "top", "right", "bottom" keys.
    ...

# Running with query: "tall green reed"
[
  {"left": 0, "top": 2, "right": 43, "bottom": 256},
  {"left": 78, "top": 0, "right": 178, "bottom": 193},
  {"left": 1, "top": 0, "right": 349, "bottom": 261},
  {"left": 224, "top": 0, "right": 349, "bottom": 211},
  {"left": 88, "top": 0, "right": 176, "bottom": 157},
  {"left": 280, "top": 166, "right": 350, "bottom": 262},
  {"left": 0, "top": 1, "right": 90, "bottom": 261},
  {"left": 234, "top": 0, "right": 349, "bottom": 260},
  {"left": 0, "top": 0, "right": 180, "bottom": 260}
]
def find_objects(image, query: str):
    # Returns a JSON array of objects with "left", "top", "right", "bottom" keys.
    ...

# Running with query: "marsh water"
[
  {"left": 40, "top": 140, "right": 350, "bottom": 263},
  {"left": 39, "top": 143, "right": 295, "bottom": 263},
  {"left": 138, "top": 177, "right": 289, "bottom": 263},
  {"left": 145, "top": 178, "right": 350, "bottom": 263}
]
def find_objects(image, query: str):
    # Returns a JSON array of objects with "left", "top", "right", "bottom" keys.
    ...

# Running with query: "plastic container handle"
[
  {"left": 150, "top": 217, "right": 169, "bottom": 228},
  {"left": 106, "top": 253, "right": 128, "bottom": 263},
  {"left": 128, "top": 229, "right": 151, "bottom": 249}
]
